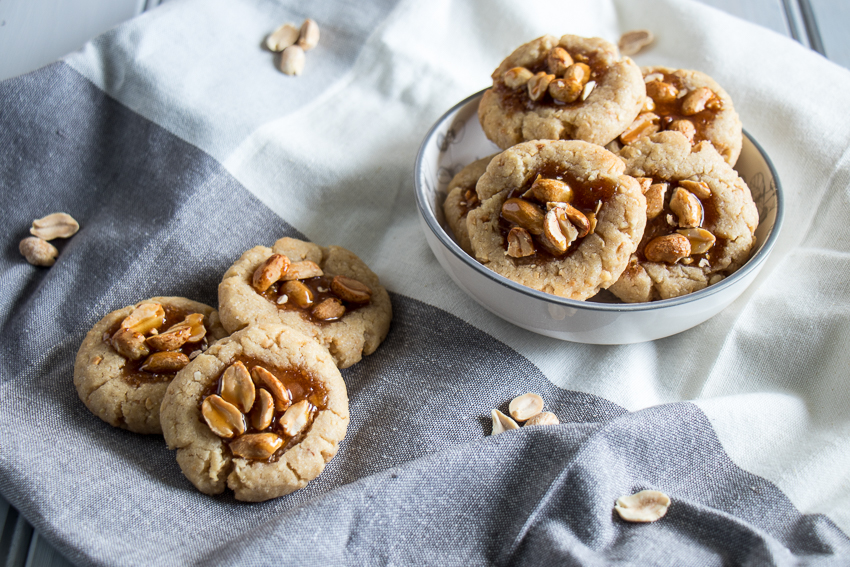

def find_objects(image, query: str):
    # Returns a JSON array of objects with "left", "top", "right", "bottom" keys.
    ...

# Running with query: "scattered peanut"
[
  {"left": 30, "top": 212, "right": 79, "bottom": 240},
  {"left": 279, "top": 44, "right": 306, "bottom": 76},
  {"left": 618, "top": 29, "right": 654, "bottom": 56},
  {"left": 614, "top": 490, "right": 671, "bottom": 523},
  {"left": 297, "top": 19, "right": 320, "bottom": 51},
  {"left": 490, "top": 409, "right": 519, "bottom": 435},
  {"left": 266, "top": 23, "right": 299, "bottom": 52},
  {"left": 19, "top": 237, "right": 58, "bottom": 267},
  {"left": 508, "top": 393, "right": 544, "bottom": 422}
]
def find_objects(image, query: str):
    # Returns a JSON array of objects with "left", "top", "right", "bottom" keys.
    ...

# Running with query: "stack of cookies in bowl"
[
  {"left": 444, "top": 34, "right": 759, "bottom": 304},
  {"left": 74, "top": 237, "right": 391, "bottom": 501}
]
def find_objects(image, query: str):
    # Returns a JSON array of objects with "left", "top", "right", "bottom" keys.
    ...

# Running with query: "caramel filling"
[
  {"left": 635, "top": 177, "right": 727, "bottom": 267},
  {"left": 201, "top": 356, "right": 329, "bottom": 462},
  {"left": 498, "top": 165, "right": 617, "bottom": 263},
  {"left": 108, "top": 305, "right": 209, "bottom": 386}
]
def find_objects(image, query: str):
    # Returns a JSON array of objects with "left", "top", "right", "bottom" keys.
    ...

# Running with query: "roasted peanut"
[
  {"left": 266, "top": 23, "right": 299, "bottom": 52},
  {"left": 525, "top": 412, "right": 560, "bottom": 427},
  {"left": 490, "top": 409, "right": 519, "bottom": 435},
  {"left": 221, "top": 361, "right": 255, "bottom": 413},
  {"left": 19, "top": 237, "right": 57, "bottom": 267},
  {"left": 528, "top": 72, "right": 555, "bottom": 102},
  {"left": 669, "top": 187, "right": 703, "bottom": 228},
  {"left": 562, "top": 203, "right": 591, "bottom": 238},
  {"left": 279, "top": 400, "right": 313, "bottom": 437},
  {"left": 645, "top": 80, "right": 678, "bottom": 103},
  {"left": 541, "top": 209, "right": 568, "bottom": 254},
  {"left": 509, "top": 393, "right": 544, "bottom": 422},
  {"left": 282, "top": 260, "right": 323, "bottom": 281},
  {"left": 614, "top": 490, "right": 671, "bottom": 523},
  {"left": 549, "top": 78, "right": 583, "bottom": 103},
  {"left": 230, "top": 433, "right": 283, "bottom": 460},
  {"left": 506, "top": 227, "right": 535, "bottom": 258},
  {"left": 530, "top": 176, "right": 573, "bottom": 204},
  {"left": 140, "top": 351, "right": 190, "bottom": 373},
  {"left": 546, "top": 46, "right": 573, "bottom": 76},
  {"left": 120, "top": 303, "right": 165, "bottom": 335},
  {"left": 645, "top": 183, "right": 668, "bottom": 220},
  {"left": 281, "top": 280, "right": 314, "bottom": 308},
  {"left": 677, "top": 228, "right": 716, "bottom": 255},
  {"left": 145, "top": 325, "right": 192, "bottom": 352},
  {"left": 253, "top": 254, "right": 290, "bottom": 292},
  {"left": 503, "top": 67, "right": 533, "bottom": 89},
  {"left": 111, "top": 328, "right": 150, "bottom": 361},
  {"left": 251, "top": 388, "right": 275, "bottom": 430},
  {"left": 618, "top": 29, "right": 654, "bottom": 56},
  {"left": 501, "top": 198, "right": 545, "bottom": 235},
  {"left": 202, "top": 395, "right": 245, "bottom": 438},
  {"left": 251, "top": 366, "right": 291, "bottom": 412},
  {"left": 312, "top": 297, "right": 345, "bottom": 321},
  {"left": 681, "top": 87, "right": 714, "bottom": 115},
  {"left": 331, "top": 275, "right": 372, "bottom": 303},
  {"left": 297, "top": 19, "right": 320, "bottom": 51},
  {"left": 279, "top": 45, "right": 306, "bottom": 76},
  {"left": 30, "top": 213, "right": 79, "bottom": 240},
  {"left": 644, "top": 234, "right": 691, "bottom": 264},
  {"left": 678, "top": 179, "right": 711, "bottom": 200},
  {"left": 619, "top": 113, "right": 660, "bottom": 145},
  {"left": 668, "top": 119, "right": 696, "bottom": 143}
]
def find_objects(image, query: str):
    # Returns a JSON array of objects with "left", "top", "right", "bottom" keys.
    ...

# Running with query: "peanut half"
[
  {"left": 30, "top": 212, "right": 79, "bottom": 240},
  {"left": 19, "top": 237, "right": 58, "bottom": 267},
  {"left": 614, "top": 490, "right": 671, "bottom": 523}
]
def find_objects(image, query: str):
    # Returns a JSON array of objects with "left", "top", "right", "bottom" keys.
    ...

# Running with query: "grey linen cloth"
[{"left": 2, "top": 0, "right": 850, "bottom": 565}]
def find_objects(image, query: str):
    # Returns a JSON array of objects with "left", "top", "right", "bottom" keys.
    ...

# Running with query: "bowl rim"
[{"left": 414, "top": 89, "right": 785, "bottom": 312}]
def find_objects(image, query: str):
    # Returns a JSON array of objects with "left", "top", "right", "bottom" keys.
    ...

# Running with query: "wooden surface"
[{"left": 1, "top": 0, "right": 846, "bottom": 565}]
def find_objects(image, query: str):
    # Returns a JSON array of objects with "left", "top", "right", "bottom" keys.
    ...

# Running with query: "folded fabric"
[{"left": 2, "top": 0, "right": 850, "bottom": 564}]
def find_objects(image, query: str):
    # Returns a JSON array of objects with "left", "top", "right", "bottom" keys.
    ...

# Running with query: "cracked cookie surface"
[
  {"left": 609, "top": 131, "right": 758, "bottom": 302},
  {"left": 467, "top": 140, "right": 646, "bottom": 300},
  {"left": 160, "top": 324, "right": 349, "bottom": 502},
  {"left": 73, "top": 297, "right": 227, "bottom": 435},
  {"left": 218, "top": 237, "right": 392, "bottom": 369},
  {"left": 478, "top": 34, "right": 644, "bottom": 149}
]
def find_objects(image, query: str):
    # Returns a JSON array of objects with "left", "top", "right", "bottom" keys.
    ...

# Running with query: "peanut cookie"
[
  {"left": 467, "top": 140, "right": 646, "bottom": 300},
  {"left": 613, "top": 67, "right": 742, "bottom": 166},
  {"left": 160, "top": 324, "right": 349, "bottom": 502},
  {"left": 73, "top": 297, "right": 227, "bottom": 434},
  {"left": 478, "top": 34, "right": 645, "bottom": 149},
  {"left": 609, "top": 131, "right": 758, "bottom": 302},
  {"left": 218, "top": 237, "right": 391, "bottom": 369},
  {"left": 442, "top": 155, "right": 496, "bottom": 255}
]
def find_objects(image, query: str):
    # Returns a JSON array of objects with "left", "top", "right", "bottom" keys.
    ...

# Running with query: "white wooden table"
[{"left": 0, "top": 0, "right": 846, "bottom": 565}]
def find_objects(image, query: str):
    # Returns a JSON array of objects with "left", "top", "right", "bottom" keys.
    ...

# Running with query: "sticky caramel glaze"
[
  {"left": 635, "top": 176, "right": 727, "bottom": 267},
  {"left": 649, "top": 73, "right": 722, "bottom": 144},
  {"left": 498, "top": 165, "right": 618, "bottom": 264},
  {"left": 257, "top": 275, "right": 368, "bottom": 323},
  {"left": 494, "top": 53, "right": 608, "bottom": 113},
  {"left": 109, "top": 305, "right": 208, "bottom": 386},
  {"left": 202, "top": 355, "right": 329, "bottom": 462}
]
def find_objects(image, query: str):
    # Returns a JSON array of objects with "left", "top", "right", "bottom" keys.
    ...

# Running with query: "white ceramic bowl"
[{"left": 414, "top": 90, "right": 784, "bottom": 344}]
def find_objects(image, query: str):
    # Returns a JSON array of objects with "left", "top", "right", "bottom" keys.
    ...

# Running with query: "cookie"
[
  {"left": 478, "top": 34, "right": 645, "bottom": 149},
  {"left": 160, "top": 324, "right": 349, "bottom": 502},
  {"left": 612, "top": 67, "right": 742, "bottom": 166},
  {"left": 218, "top": 237, "right": 391, "bottom": 369},
  {"left": 73, "top": 297, "right": 227, "bottom": 434},
  {"left": 466, "top": 140, "right": 646, "bottom": 300},
  {"left": 609, "top": 131, "right": 759, "bottom": 302},
  {"left": 442, "top": 155, "right": 496, "bottom": 255}
]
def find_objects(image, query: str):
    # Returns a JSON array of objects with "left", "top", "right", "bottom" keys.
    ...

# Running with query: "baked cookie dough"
[
  {"left": 609, "top": 131, "right": 758, "bottom": 302},
  {"left": 442, "top": 155, "right": 496, "bottom": 255},
  {"left": 467, "top": 140, "right": 646, "bottom": 300},
  {"left": 160, "top": 324, "right": 349, "bottom": 502},
  {"left": 73, "top": 297, "right": 227, "bottom": 434},
  {"left": 478, "top": 34, "right": 645, "bottom": 149},
  {"left": 218, "top": 237, "right": 391, "bottom": 369},
  {"left": 613, "top": 67, "right": 742, "bottom": 166}
]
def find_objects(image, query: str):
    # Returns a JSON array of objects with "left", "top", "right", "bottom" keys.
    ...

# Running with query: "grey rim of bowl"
[{"left": 414, "top": 89, "right": 785, "bottom": 313}]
